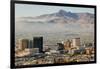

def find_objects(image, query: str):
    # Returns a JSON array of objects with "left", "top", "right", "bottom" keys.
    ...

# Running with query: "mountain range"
[
  {"left": 17, "top": 9, "right": 94, "bottom": 24},
  {"left": 15, "top": 9, "right": 94, "bottom": 44}
]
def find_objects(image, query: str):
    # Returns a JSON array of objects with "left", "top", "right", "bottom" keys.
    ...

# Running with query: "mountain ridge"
[{"left": 17, "top": 9, "right": 94, "bottom": 24}]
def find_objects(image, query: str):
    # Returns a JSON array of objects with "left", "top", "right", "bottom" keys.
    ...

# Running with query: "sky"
[{"left": 15, "top": 3, "right": 94, "bottom": 17}]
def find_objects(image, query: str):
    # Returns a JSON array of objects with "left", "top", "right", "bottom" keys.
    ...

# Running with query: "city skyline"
[{"left": 14, "top": 2, "right": 95, "bottom": 67}]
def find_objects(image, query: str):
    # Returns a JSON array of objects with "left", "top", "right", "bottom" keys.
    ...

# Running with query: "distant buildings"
[
  {"left": 15, "top": 37, "right": 43, "bottom": 57},
  {"left": 63, "top": 40, "right": 71, "bottom": 50},
  {"left": 29, "top": 40, "right": 33, "bottom": 48},
  {"left": 59, "top": 38, "right": 80, "bottom": 51},
  {"left": 15, "top": 36, "right": 95, "bottom": 65},
  {"left": 57, "top": 43, "right": 64, "bottom": 54},
  {"left": 56, "top": 38, "right": 81, "bottom": 55},
  {"left": 33, "top": 37, "right": 43, "bottom": 53},
  {"left": 85, "top": 46, "right": 94, "bottom": 55},
  {"left": 17, "top": 39, "right": 29, "bottom": 51},
  {"left": 57, "top": 43, "right": 64, "bottom": 50},
  {"left": 72, "top": 38, "right": 80, "bottom": 47},
  {"left": 16, "top": 37, "right": 43, "bottom": 52},
  {"left": 22, "top": 39, "right": 29, "bottom": 49}
]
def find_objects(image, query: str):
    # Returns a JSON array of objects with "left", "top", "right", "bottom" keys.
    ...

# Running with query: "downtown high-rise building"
[
  {"left": 22, "top": 39, "right": 29, "bottom": 49},
  {"left": 33, "top": 37, "right": 43, "bottom": 53},
  {"left": 72, "top": 38, "right": 80, "bottom": 47},
  {"left": 63, "top": 40, "right": 71, "bottom": 50},
  {"left": 18, "top": 39, "right": 29, "bottom": 50},
  {"left": 28, "top": 40, "right": 33, "bottom": 48}
]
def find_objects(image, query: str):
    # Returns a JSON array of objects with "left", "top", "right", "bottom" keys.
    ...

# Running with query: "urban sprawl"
[{"left": 15, "top": 37, "right": 95, "bottom": 66}]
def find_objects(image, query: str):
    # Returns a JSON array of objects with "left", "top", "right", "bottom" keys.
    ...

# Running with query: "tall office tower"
[
  {"left": 72, "top": 38, "right": 80, "bottom": 47},
  {"left": 22, "top": 39, "right": 29, "bottom": 49},
  {"left": 57, "top": 43, "right": 64, "bottom": 50},
  {"left": 33, "top": 37, "right": 43, "bottom": 53},
  {"left": 64, "top": 40, "right": 71, "bottom": 50},
  {"left": 29, "top": 40, "right": 33, "bottom": 48},
  {"left": 57, "top": 43, "right": 64, "bottom": 54},
  {"left": 18, "top": 39, "right": 29, "bottom": 50}
]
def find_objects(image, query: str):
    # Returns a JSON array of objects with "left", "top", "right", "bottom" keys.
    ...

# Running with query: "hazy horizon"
[
  {"left": 15, "top": 4, "right": 94, "bottom": 17},
  {"left": 15, "top": 3, "right": 94, "bottom": 44}
]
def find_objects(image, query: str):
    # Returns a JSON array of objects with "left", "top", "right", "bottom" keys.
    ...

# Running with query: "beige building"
[
  {"left": 63, "top": 40, "right": 71, "bottom": 50},
  {"left": 17, "top": 39, "right": 29, "bottom": 51},
  {"left": 72, "top": 38, "right": 80, "bottom": 47},
  {"left": 85, "top": 47, "right": 94, "bottom": 55}
]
